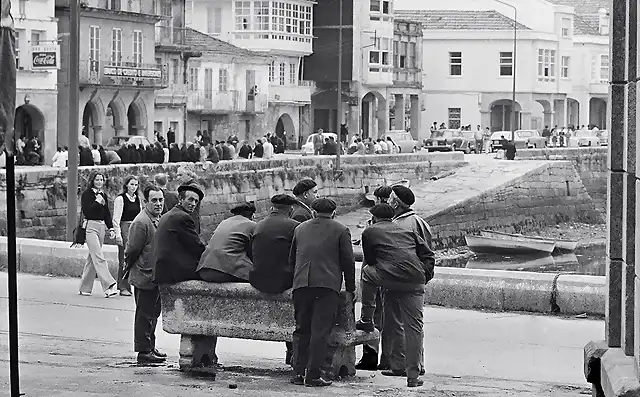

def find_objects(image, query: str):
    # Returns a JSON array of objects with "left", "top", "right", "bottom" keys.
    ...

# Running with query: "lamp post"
[
  {"left": 335, "top": 0, "right": 343, "bottom": 171},
  {"left": 66, "top": 0, "right": 80, "bottom": 239},
  {"left": 495, "top": 0, "right": 517, "bottom": 141}
]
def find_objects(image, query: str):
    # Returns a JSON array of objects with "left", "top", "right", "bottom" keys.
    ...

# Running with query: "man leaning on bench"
[{"left": 143, "top": 179, "right": 433, "bottom": 388}]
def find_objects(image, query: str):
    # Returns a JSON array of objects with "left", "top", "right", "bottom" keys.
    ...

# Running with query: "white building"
[
  {"left": 183, "top": 28, "right": 270, "bottom": 142},
  {"left": 13, "top": 0, "right": 59, "bottom": 162},
  {"left": 184, "top": 0, "right": 315, "bottom": 147},
  {"left": 395, "top": 0, "right": 609, "bottom": 132}
]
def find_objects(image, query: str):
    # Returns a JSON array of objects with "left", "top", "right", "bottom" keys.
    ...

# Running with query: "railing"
[
  {"left": 79, "top": 59, "right": 168, "bottom": 88},
  {"left": 242, "top": 93, "right": 268, "bottom": 113},
  {"left": 187, "top": 90, "right": 240, "bottom": 113},
  {"left": 78, "top": 0, "right": 156, "bottom": 15},
  {"left": 156, "top": 83, "right": 188, "bottom": 105},
  {"left": 155, "top": 25, "right": 187, "bottom": 46},
  {"left": 393, "top": 69, "right": 422, "bottom": 86}
]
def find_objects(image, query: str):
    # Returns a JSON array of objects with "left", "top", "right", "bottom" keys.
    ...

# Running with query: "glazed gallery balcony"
[
  {"left": 155, "top": 25, "right": 188, "bottom": 47},
  {"left": 79, "top": 60, "right": 167, "bottom": 89}
]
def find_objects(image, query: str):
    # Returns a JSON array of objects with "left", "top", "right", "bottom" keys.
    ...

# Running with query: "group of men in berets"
[{"left": 128, "top": 175, "right": 434, "bottom": 388}]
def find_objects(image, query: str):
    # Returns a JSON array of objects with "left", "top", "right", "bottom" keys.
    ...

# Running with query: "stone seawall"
[
  {"left": 517, "top": 147, "right": 608, "bottom": 210},
  {"left": 0, "top": 153, "right": 465, "bottom": 241}
]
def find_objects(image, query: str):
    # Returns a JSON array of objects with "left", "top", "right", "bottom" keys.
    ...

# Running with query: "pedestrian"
[
  {"left": 52, "top": 146, "right": 64, "bottom": 167},
  {"left": 262, "top": 138, "right": 274, "bottom": 159},
  {"left": 99, "top": 145, "right": 109, "bottom": 165},
  {"left": 125, "top": 185, "right": 167, "bottom": 364},
  {"left": 79, "top": 145, "right": 94, "bottom": 166},
  {"left": 154, "top": 173, "right": 179, "bottom": 214},
  {"left": 504, "top": 140, "right": 517, "bottom": 160},
  {"left": 390, "top": 185, "right": 433, "bottom": 248},
  {"left": 78, "top": 171, "right": 119, "bottom": 298},
  {"left": 356, "top": 204, "right": 434, "bottom": 387},
  {"left": 253, "top": 139, "right": 264, "bottom": 158},
  {"left": 474, "top": 125, "right": 483, "bottom": 153},
  {"left": 113, "top": 176, "right": 142, "bottom": 296},
  {"left": 291, "top": 179, "right": 318, "bottom": 222},
  {"left": 153, "top": 181, "right": 206, "bottom": 284},
  {"left": 91, "top": 144, "right": 101, "bottom": 165},
  {"left": 196, "top": 202, "right": 257, "bottom": 282},
  {"left": 288, "top": 198, "right": 356, "bottom": 387},
  {"left": 373, "top": 185, "right": 392, "bottom": 204}
]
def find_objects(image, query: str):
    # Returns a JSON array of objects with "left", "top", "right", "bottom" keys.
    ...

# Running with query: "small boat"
[
  {"left": 465, "top": 235, "right": 556, "bottom": 255},
  {"left": 466, "top": 254, "right": 555, "bottom": 271},
  {"left": 479, "top": 230, "right": 578, "bottom": 252}
]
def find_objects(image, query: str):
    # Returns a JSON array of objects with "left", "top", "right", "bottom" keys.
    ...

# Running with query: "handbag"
[{"left": 70, "top": 212, "right": 87, "bottom": 248}]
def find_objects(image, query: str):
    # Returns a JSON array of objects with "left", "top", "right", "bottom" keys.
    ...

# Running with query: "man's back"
[
  {"left": 162, "top": 189, "right": 179, "bottom": 214},
  {"left": 250, "top": 213, "right": 299, "bottom": 293},
  {"left": 394, "top": 209, "right": 433, "bottom": 249}
]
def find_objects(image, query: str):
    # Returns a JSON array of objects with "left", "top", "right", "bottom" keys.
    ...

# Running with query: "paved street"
[{"left": 0, "top": 273, "right": 602, "bottom": 396}]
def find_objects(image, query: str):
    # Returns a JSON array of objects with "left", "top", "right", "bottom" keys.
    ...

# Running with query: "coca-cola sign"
[{"left": 31, "top": 45, "right": 59, "bottom": 69}]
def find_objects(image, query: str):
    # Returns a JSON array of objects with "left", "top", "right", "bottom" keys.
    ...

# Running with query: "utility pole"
[
  {"left": 67, "top": 0, "right": 80, "bottom": 239},
  {"left": 335, "top": 0, "right": 343, "bottom": 171},
  {"left": 495, "top": 0, "right": 517, "bottom": 141}
]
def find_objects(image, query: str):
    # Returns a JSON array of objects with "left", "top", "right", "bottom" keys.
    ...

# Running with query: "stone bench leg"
[
  {"left": 179, "top": 335, "right": 218, "bottom": 376},
  {"left": 323, "top": 345, "right": 357, "bottom": 379}
]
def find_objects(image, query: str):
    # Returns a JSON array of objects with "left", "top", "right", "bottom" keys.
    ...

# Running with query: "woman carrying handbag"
[
  {"left": 78, "top": 171, "right": 119, "bottom": 297},
  {"left": 112, "top": 176, "right": 142, "bottom": 296}
]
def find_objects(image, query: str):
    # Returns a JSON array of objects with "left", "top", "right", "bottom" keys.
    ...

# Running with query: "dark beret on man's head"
[
  {"left": 392, "top": 185, "right": 415, "bottom": 206},
  {"left": 311, "top": 198, "right": 337, "bottom": 214},
  {"left": 369, "top": 203, "right": 395, "bottom": 219},
  {"left": 271, "top": 194, "right": 298, "bottom": 206},
  {"left": 231, "top": 202, "right": 256, "bottom": 215},
  {"left": 292, "top": 179, "right": 317, "bottom": 196},
  {"left": 374, "top": 185, "right": 392, "bottom": 199}
]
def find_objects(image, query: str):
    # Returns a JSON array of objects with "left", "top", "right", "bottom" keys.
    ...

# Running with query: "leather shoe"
[
  {"left": 381, "top": 369, "right": 407, "bottom": 377},
  {"left": 355, "top": 355, "right": 378, "bottom": 371},
  {"left": 407, "top": 378, "right": 424, "bottom": 388},
  {"left": 119, "top": 290, "right": 132, "bottom": 297},
  {"left": 305, "top": 377, "right": 332, "bottom": 387},
  {"left": 355, "top": 319, "right": 375, "bottom": 333},
  {"left": 290, "top": 374, "right": 304, "bottom": 385},
  {"left": 137, "top": 352, "right": 166, "bottom": 364},
  {"left": 152, "top": 349, "right": 167, "bottom": 358}
]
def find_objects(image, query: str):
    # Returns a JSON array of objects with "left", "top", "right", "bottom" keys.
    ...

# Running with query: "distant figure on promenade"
[
  {"left": 504, "top": 140, "right": 517, "bottom": 160},
  {"left": 291, "top": 179, "right": 318, "bottom": 222},
  {"left": 312, "top": 129, "right": 324, "bottom": 155},
  {"left": 113, "top": 176, "right": 142, "bottom": 296},
  {"left": 154, "top": 173, "right": 179, "bottom": 214},
  {"left": 262, "top": 138, "right": 274, "bottom": 159}
]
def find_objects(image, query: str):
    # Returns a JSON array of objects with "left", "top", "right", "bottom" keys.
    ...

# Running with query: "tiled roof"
[
  {"left": 544, "top": 0, "right": 608, "bottom": 35},
  {"left": 185, "top": 28, "right": 264, "bottom": 57},
  {"left": 393, "top": 10, "right": 530, "bottom": 31}
]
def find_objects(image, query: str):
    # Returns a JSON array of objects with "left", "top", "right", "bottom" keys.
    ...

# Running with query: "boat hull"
[
  {"left": 479, "top": 230, "right": 578, "bottom": 252},
  {"left": 465, "top": 235, "right": 556, "bottom": 254}
]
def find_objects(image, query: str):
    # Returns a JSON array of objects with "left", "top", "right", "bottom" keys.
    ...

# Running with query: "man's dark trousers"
[
  {"left": 292, "top": 287, "right": 339, "bottom": 379},
  {"left": 362, "top": 287, "right": 391, "bottom": 367},
  {"left": 134, "top": 287, "right": 162, "bottom": 353},
  {"left": 383, "top": 289, "right": 425, "bottom": 379}
]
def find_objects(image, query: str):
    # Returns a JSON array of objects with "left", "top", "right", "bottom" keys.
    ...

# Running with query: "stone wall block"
[
  {"left": 606, "top": 258, "right": 623, "bottom": 348},
  {"left": 610, "top": 84, "right": 627, "bottom": 172},
  {"left": 626, "top": 0, "right": 638, "bottom": 80},
  {"left": 622, "top": 260, "right": 635, "bottom": 355},
  {"left": 624, "top": 173, "right": 637, "bottom": 265},
  {"left": 626, "top": 83, "right": 637, "bottom": 173},
  {"left": 608, "top": 171, "right": 625, "bottom": 260},
  {"left": 611, "top": 0, "right": 628, "bottom": 82},
  {"left": 636, "top": 277, "right": 640, "bottom": 369}
]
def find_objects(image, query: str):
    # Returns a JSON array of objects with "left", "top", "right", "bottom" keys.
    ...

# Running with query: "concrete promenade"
[{"left": 0, "top": 273, "right": 601, "bottom": 396}]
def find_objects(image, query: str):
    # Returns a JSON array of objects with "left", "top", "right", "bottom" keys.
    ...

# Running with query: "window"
[
  {"left": 108, "top": 0, "right": 121, "bottom": 10},
  {"left": 235, "top": 1, "right": 251, "bottom": 30},
  {"left": 133, "top": 30, "right": 143, "bottom": 67},
  {"left": 207, "top": 6, "right": 222, "bottom": 34},
  {"left": 537, "top": 49, "right": 556, "bottom": 81},
  {"left": 370, "top": 0, "right": 380, "bottom": 12},
  {"left": 448, "top": 108, "right": 461, "bottom": 129},
  {"left": 254, "top": 1, "right": 270, "bottom": 31},
  {"left": 561, "top": 56, "right": 570, "bottom": 78},
  {"left": 561, "top": 18, "right": 571, "bottom": 37},
  {"left": 289, "top": 62, "right": 297, "bottom": 84},
  {"left": 89, "top": 26, "right": 100, "bottom": 61},
  {"left": 171, "top": 59, "right": 180, "bottom": 84},
  {"left": 600, "top": 54, "right": 609, "bottom": 83},
  {"left": 408, "top": 42, "right": 416, "bottom": 68},
  {"left": 14, "top": 30, "right": 21, "bottom": 68},
  {"left": 267, "top": 2, "right": 311, "bottom": 36},
  {"left": 285, "top": 3, "right": 295, "bottom": 34},
  {"left": 449, "top": 52, "right": 462, "bottom": 76},
  {"left": 370, "top": 0, "right": 390, "bottom": 13},
  {"left": 188, "top": 67, "right": 199, "bottom": 90},
  {"left": 499, "top": 51, "right": 513, "bottom": 76},
  {"left": 30, "top": 30, "right": 43, "bottom": 46},
  {"left": 110, "top": 28, "right": 122, "bottom": 66},
  {"left": 380, "top": 38, "right": 390, "bottom": 65},
  {"left": 268, "top": 61, "right": 275, "bottom": 82},
  {"left": 204, "top": 68, "right": 213, "bottom": 99},
  {"left": 219, "top": 68, "right": 229, "bottom": 91},
  {"left": 591, "top": 55, "right": 597, "bottom": 81},
  {"left": 18, "top": 0, "right": 26, "bottom": 17},
  {"left": 279, "top": 62, "right": 285, "bottom": 85},
  {"left": 369, "top": 38, "right": 391, "bottom": 66}
]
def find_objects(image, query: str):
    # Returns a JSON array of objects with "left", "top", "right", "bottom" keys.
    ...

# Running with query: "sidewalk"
[{"left": 0, "top": 273, "right": 601, "bottom": 396}]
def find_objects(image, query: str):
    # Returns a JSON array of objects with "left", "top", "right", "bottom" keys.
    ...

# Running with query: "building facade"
[
  {"left": 185, "top": 0, "right": 313, "bottom": 147},
  {"left": 184, "top": 28, "right": 270, "bottom": 143},
  {"left": 13, "top": 0, "right": 59, "bottom": 163},
  {"left": 56, "top": 0, "right": 165, "bottom": 149},
  {"left": 395, "top": 0, "right": 610, "bottom": 132}
]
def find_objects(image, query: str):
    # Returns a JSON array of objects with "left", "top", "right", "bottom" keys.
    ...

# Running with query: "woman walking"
[
  {"left": 79, "top": 171, "right": 119, "bottom": 297},
  {"left": 113, "top": 176, "right": 142, "bottom": 296}
]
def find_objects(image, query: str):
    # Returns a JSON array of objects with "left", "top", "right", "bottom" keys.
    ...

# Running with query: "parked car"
[
  {"left": 569, "top": 129, "right": 601, "bottom": 147},
  {"left": 381, "top": 130, "right": 419, "bottom": 153},
  {"left": 424, "top": 129, "right": 474, "bottom": 153},
  {"left": 301, "top": 132, "right": 338, "bottom": 155},
  {"left": 105, "top": 135, "right": 152, "bottom": 152},
  {"left": 490, "top": 130, "right": 546, "bottom": 151},
  {"left": 460, "top": 131, "right": 478, "bottom": 153},
  {"left": 597, "top": 130, "right": 609, "bottom": 146}
]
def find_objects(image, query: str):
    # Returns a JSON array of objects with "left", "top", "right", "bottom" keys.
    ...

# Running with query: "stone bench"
[{"left": 159, "top": 281, "right": 379, "bottom": 378}]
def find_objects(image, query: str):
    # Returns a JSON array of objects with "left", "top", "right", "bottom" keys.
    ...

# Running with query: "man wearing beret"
[
  {"left": 373, "top": 185, "right": 392, "bottom": 204},
  {"left": 197, "top": 202, "right": 257, "bottom": 283},
  {"left": 250, "top": 194, "right": 301, "bottom": 365},
  {"left": 153, "top": 182, "right": 206, "bottom": 284},
  {"left": 291, "top": 179, "right": 318, "bottom": 222},
  {"left": 289, "top": 198, "right": 355, "bottom": 387},
  {"left": 357, "top": 203, "right": 435, "bottom": 387}
]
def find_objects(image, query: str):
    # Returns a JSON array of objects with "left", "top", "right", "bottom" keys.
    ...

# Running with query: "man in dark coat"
[
  {"left": 153, "top": 182, "right": 206, "bottom": 284},
  {"left": 253, "top": 140, "right": 264, "bottom": 158},
  {"left": 118, "top": 144, "right": 130, "bottom": 164},
  {"left": 79, "top": 145, "right": 94, "bottom": 166},
  {"left": 206, "top": 143, "right": 220, "bottom": 163},
  {"left": 288, "top": 198, "right": 355, "bottom": 387},
  {"left": 154, "top": 173, "right": 179, "bottom": 214},
  {"left": 291, "top": 179, "right": 318, "bottom": 222},
  {"left": 168, "top": 143, "right": 180, "bottom": 162}
]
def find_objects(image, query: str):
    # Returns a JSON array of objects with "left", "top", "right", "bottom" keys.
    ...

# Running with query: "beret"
[
  {"left": 271, "top": 194, "right": 298, "bottom": 206},
  {"left": 177, "top": 182, "right": 204, "bottom": 201},
  {"left": 369, "top": 203, "right": 395, "bottom": 219},
  {"left": 292, "top": 179, "right": 317, "bottom": 196},
  {"left": 231, "top": 202, "right": 256, "bottom": 214},
  {"left": 392, "top": 185, "right": 415, "bottom": 206},
  {"left": 311, "top": 198, "right": 337, "bottom": 214},
  {"left": 373, "top": 185, "right": 392, "bottom": 199}
]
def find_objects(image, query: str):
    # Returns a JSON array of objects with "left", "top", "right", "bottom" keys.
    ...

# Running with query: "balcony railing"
[
  {"left": 393, "top": 69, "right": 422, "bottom": 87},
  {"left": 156, "top": 83, "right": 188, "bottom": 105},
  {"left": 155, "top": 25, "right": 187, "bottom": 47},
  {"left": 241, "top": 93, "right": 268, "bottom": 114},
  {"left": 187, "top": 90, "right": 240, "bottom": 113},
  {"left": 79, "top": 59, "right": 168, "bottom": 88}
]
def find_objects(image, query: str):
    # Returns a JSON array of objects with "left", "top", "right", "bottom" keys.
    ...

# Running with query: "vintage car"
[
  {"left": 380, "top": 130, "right": 420, "bottom": 153},
  {"left": 597, "top": 130, "right": 609, "bottom": 146},
  {"left": 423, "top": 129, "right": 474, "bottom": 153},
  {"left": 490, "top": 130, "right": 546, "bottom": 151},
  {"left": 569, "top": 129, "right": 601, "bottom": 147},
  {"left": 105, "top": 135, "right": 152, "bottom": 152},
  {"left": 301, "top": 132, "right": 338, "bottom": 154}
]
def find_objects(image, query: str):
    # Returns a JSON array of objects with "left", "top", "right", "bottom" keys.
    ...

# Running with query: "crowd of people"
[{"left": 75, "top": 172, "right": 435, "bottom": 388}]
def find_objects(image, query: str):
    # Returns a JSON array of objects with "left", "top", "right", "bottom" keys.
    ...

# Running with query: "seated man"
[{"left": 197, "top": 202, "right": 257, "bottom": 282}]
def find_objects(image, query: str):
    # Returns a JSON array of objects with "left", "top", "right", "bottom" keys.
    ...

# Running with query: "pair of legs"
[
  {"left": 117, "top": 221, "right": 132, "bottom": 294},
  {"left": 134, "top": 286, "right": 163, "bottom": 360},
  {"left": 357, "top": 286, "right": 390, "bottom": 369},
  {"left": 79, "top": 220, "right": 117, "bottom": 295}
]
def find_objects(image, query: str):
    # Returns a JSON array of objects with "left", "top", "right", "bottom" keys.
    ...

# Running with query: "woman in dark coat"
[
  {"left": 99, "top": 146, "right": 109, "bottom": 165},
  {"left": 118, "top": 144, "right": 130, "bottom": 164},
  {"left": 169, "top": 143, "right": 181, "bottom": 162},
  {"left": 79, "top": 146, "right": 94, "bottom": 166}
]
